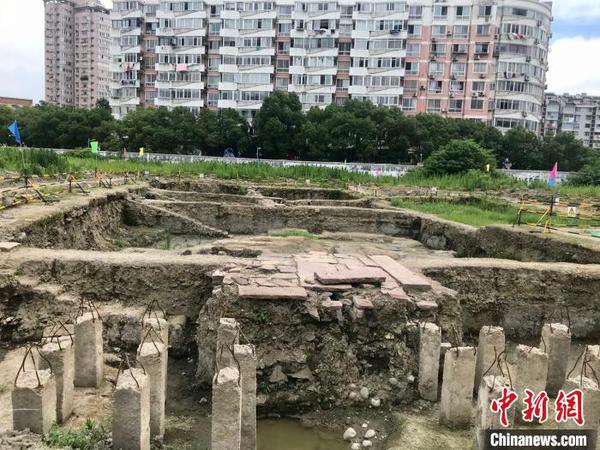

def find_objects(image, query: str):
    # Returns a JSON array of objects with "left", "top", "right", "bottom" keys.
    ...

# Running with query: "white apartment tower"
[
  {"left": 109, "top": 0, "right": 552, "bottom": 134},
  {"left": 543, "top": 93, "right": 600, "bottom": 149},
  {"left": 44, "top": 0, "right": 111, "bottom": 108}
]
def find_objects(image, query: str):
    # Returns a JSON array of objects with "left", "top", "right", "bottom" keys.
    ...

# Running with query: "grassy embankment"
[
  {"left": 390, "top": 197, "right": 600, "bottom": 228},
  {"left": 2, "top": 147, "right": 600, "bottom": 228}
]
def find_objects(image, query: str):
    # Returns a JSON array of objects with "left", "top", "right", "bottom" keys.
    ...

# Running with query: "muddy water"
[{"left": 258, "top": 420, "right": 347, "bottom": 450}]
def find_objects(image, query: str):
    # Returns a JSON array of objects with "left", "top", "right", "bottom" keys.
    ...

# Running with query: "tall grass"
[
  {"left": 0, "top": 147, "right": 69, "bottom": 176},
  {"left": 391, "top": 197, "right": 600, "bottom": 228},
  {"left": 3, "top": 146, "right": 600, "bottom": 197}
]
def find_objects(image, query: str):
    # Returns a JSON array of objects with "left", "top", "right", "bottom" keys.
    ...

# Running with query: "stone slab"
[
  {"left": 0, "top": 242, "right": 21, "bottom": 252},
  {"left": 369, "top": 255, "right": 433, "bottom": 291},
  {"left": 314, "top": 267, "right": 387, "bottom": 285},
  {"left": 238, "top": 285, "right": 308, "bottom": 301},
  {"left": 352, "top": 296, "right": 374, "bottom": 310}
]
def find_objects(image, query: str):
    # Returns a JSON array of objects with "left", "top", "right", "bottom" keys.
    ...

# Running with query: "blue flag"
[{"left": 8, "top": 121, "right": 21, "bottom": 145}]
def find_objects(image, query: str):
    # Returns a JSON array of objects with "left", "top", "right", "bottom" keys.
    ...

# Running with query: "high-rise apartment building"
[
  {"left": 109, "top": 0, "right": 552, "bottom": 134},
  {"left": 543, "top": 93, "right": 600, "bottom": 149},
  {"left": 44, "top": 0, "right": 111, "bottom": 108}
]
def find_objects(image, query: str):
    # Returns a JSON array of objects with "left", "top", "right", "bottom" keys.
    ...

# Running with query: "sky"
[{"left": 0, "top": 0, "right": 599, "bottom": 103}]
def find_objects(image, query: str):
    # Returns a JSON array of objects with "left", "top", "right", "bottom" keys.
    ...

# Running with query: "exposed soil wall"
[
  {"left": 196, "top": 283, "right": 461, "bottom": 413},
  {"left": 422, "top": 261, "right": 600, "bottom": 340},
  {"left": 15, "top": 191, "right": 126, "bottom": 250},
  {"left": 150, "top": 179, "right": 357, "bottom": 200}
]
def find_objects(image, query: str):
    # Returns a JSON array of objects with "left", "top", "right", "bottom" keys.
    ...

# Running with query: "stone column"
[
  {"left": 74, "top": 313, "right": 103, "bottom": 387},
  {"left": 418, "top": 322, "right": 441, "bottom": 401},
  {"left": 142, "top": 317, "right": 169, "bottom": 348},
  {"left": 217, "top": 318, "right": 239, "bottom": 370},
  {"left": 588, "top": 345, "right": 600, "bottom": 376},
  {"left": 211, "top": 366, "right": 242, "bottom": 450},
  {"left": 474, "top": 326, "right": 505, "bottom": 394},
  {"left": 234, "top": 344, "right": 257, "bottom": 450},
  {"left": 561, "top": 376, "right": 600, "bottom": 448},
  {"left": 475, "top": 376, "right": 514, "bottom": 450},
  {"left": 39, "top": 337, "right": 74, "bottom": 423},
  {"left": 540, "top": 323, "right": 571, "bottom": 397},
  {"left": 440, "top": 346, "right": 476, "bottom": 428},
  {"left": 513, "top": 345, "right": 548, "bottom": 420},
  {"left": 112, "top": 368, "right": 150, "bottom": 450},
  {"left": 12, "top": 369, "right": 56, "bottom": 435},
  {"left": 137, "top": 341, "right": 168, "bottom": 440}
]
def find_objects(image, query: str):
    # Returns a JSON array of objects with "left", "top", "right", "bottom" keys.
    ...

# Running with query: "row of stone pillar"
[
  {"left": 11, "top": 311, "right": 169, "bottom": 450},
  {"left": 113, "top": 316, "right": 169, "bottom": 450},
  {"left": 417, "top": 322, "right": 600, "bottom": 449},
  {"left": 212, "top": 318, "right": 257, "bottom": 450},
  {"left": 12, "top": 312, "right": 103, "bottom": 434}
]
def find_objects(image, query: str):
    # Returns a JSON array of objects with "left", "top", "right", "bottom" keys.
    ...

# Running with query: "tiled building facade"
[
  {"left": 44, "top": 0, "right": 111, "bottom": 108},
  {"left": 109, "top": 0, "right": 552, "bottom": 134}
]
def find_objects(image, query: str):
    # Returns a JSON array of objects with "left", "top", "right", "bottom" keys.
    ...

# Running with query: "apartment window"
[
  {"left": 403, "top": 79, "right": 418, "bottom": 92},
  {"left": 406, "top": 43, "right": 420, "bottom": 57},
  {"left": 427, "top": 99, "right": 441, "bottom": 113},
  {"left": 428, "top": 62, "right": 444, "bottom": 76},
  {"left": 405, "top": 61, "right": 419, "bottom": 75},
  {"left": 451, "top": 63, "right": 466, "bottom": 76},
  {"left": 476, "top": 25, "right": 490, "bottom": 36},
  {"left": 278, "top": 23, "right": 291, "bottom": 34},
  {"left": 475, "top": 43, "right": 489, "bottom": 54},
  {"left": 209, "top": 23, "right": 221, "bottom": 33},
  {"left": 432, "top": 25, "right": 447, "bottom": 37},
  {"left": 278, "top": 5, "right": 292, "bottom": 16},
  {"left": 402, "top": 98, "right": 416, "bottom": 111},
  {"left": 472, "top": 81, "right": 486, "bottom": 92},
  {"left": 431, "top": 43, "right": 446, "bottom": 55},
  {"left": 450, "top": 80, "right": 465, "bottom": 93},
  {"left": 455, "top": 6, "right": 470, "bottom": 18},
  {"left": 433, "top": 5, "right": 448, "bottom": 18},
  {"left": 407, "top": 24, "right": 421, "bottom": 38},
  {"left": 276, "top": 59, "right": 289, "bottom": 70},
  {"left": 275, "top": 77, "right": 289, "bottom": 90},
  {"left": 428, "top": 80, "right": 443, "bottom": 94},
  {"left": 207, "top": 92, "right": 218, "bottom": 106},
  {"left": 448, "top": 99, "right": 463, "bottom": 112},
  {"left": 409, "top": 5, "right": 422, "bottom": 19},
  {"left": 278, "top": 41, "right": 290, "bottom": 52},
  {"left": 209, "top": 40, "right": 220, "bottom": 50},
  {"left": 208, "top": 57, "right": 220, "bottom": 70},
  {"left": 339, "top": 42, "right": 351, "bottom": 55},
  {"left": 478, "top": 5, "right": 493, "bottom": 17},
  {"left": 207, "top": 75, "right": 219, "bottom": 88},
  {"left": 341, "top": 6, "right": 353, "bottom": 17},
  {"left": 453, "top": 25, "right": 469, "bottom": 38},
  {"left": 473, "top": 62, "right": 487, "bottom": 74},
  {"left": 452, "top": 43, "right": 468, "bottom": 54},
  {"left": 471, "top": 98, "right": 484, "bottom": 110}
]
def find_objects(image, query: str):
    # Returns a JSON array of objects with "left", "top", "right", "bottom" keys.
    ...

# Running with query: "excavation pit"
[{"left": 1, "top": 179, "right": 600, "bottom": 449}]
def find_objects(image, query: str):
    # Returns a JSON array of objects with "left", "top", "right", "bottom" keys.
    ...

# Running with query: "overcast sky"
[{"left": 0, "top": 0, "right": 599, "bottom": 102}]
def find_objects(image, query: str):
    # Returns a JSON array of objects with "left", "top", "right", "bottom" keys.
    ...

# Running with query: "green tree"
[
  {"left": 254, "top": 91, "right": 304, "bottom": 159},
  {"left": 539, "top": 132, "right": 593, "bottom": 172},
  {"left": 498, "top": 127, "right": 542, "bottom": 169},
  {"left": 423, "top": 139, "right": 496, "bottom": 175}
]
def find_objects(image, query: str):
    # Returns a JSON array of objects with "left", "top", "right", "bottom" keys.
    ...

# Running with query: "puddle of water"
[{"left": 258, "top": 419, "right": 347, "bottom": 450}]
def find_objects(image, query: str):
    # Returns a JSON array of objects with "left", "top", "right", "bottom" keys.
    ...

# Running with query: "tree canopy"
[{"left": 0, "top": 94, "right": 595, "bottom": 171}]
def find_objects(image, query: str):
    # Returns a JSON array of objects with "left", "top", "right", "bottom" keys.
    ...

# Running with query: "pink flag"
[{"left": 548, "top": 162, "right": 558, "bottom": 187}]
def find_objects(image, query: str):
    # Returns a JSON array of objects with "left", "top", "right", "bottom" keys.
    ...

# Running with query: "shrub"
[
  {"left": 570, "top": 158, "right": 600, "bottom": 186},
  {"left": 46, "top": 419, "right": 110, "bottom": 450},
  {"left": 423, "top": 139, "right": 496, "bottom": 176}
]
